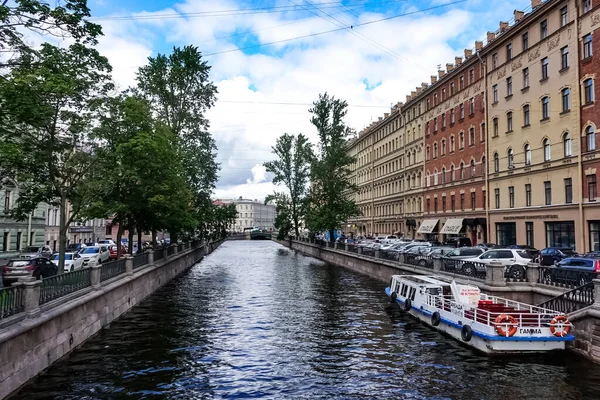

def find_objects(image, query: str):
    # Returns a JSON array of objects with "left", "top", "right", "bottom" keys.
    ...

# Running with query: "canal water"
[{"left": 15, "top": 241, "right": 600, "bottom": 399}]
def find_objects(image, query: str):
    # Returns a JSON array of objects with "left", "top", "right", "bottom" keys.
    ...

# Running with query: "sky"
[{"left": 84, "top": 0, "right": 532, "bottom": 201}]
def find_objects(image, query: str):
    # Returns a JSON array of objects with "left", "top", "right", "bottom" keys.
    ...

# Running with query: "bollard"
[
  {"left": 357, "top": 247, "right": 362, "bottom": 255},
  {"left": 173, "top": 244, "right": 179, "bottom": 255},
  {"left": 526, "top": 262, "right": 539, "bottom": 284},
  {"left": 125, "top": 256, "right": 133, "bottom": 276},
  {"left": 485, "top": 261, "right": 506, "bottom": 287},
  {"left": 374, "top": 250, "right": 380, "bottom": 259},
  {"left": 433, "top": 258, "right": 442, "bottom": 273},
  {"left": 148, "top": 250, "right": 155, "bottom": 266},
  {"left": 23, "top": 279, "right": 42, "bottom": 319},
  {"left": 91, "top": 264, "right": 102, "bottom": 290},
  {"left": 345, "top": 244, "right": 349, "bottom": 252}
]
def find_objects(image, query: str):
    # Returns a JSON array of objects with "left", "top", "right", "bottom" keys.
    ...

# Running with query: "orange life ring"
[
  {"left": 550, "top": 315, "right": 571, "bottom": 337},
  {"left": 494, "top": 314, "right": 518, "bottom": 337}
]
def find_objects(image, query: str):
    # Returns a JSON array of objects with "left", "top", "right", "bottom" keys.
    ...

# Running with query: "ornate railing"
[
  {"left": 441, "top": 259, "right": 486, "bottom": 280},
  {"left": 133, "top": 253, "right": 149, "bottom": 269},
  {"left": 347, "top": 244, "right": 358, "bottom": 253},
  {"left": 538, "top": 266, "right": 597, "bottom": 289},
  {"left": 0, "top": 285, "right": 24, "bottom": 320},
  {"left": 100, "top": 259, "right": 127, "bottom": 282},
  {"left": 537, "top": 281, "right": 595, "bottom": 314},
  {"left": 177, "top": 243, "right": 184, "bottom": 252},
  {"left": 39, "top": 268, "right": 92, "bottom": 305},
  {"left": 167, "top": 246, "right": 176, "bottom": 256},
  {"left": 379, "top": 249, "right": 400, "bottom": 261},
  {"left": 154, "top": 248, "right": 165, "bottom": 261}
]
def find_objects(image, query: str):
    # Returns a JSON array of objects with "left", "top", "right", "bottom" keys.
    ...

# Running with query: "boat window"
[
  {"left": 426, "top": 287, "right": 441, "bottom": 296},
  {"left": 401, "top": 284, "right": 409, "bottom": 297},
  {"left": 442, "top": 286, "right": 451, "bottom": 297},
  {"left": 394, "top": 281, "right": 401, "bottom": 293},
  {"left": 409, "top": 287, "right": 417, "bottom": 301}
]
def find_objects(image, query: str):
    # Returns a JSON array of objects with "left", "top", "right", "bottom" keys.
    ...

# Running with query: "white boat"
[{"left": 386, "top": 275, "right": 574, "bottom": 354}]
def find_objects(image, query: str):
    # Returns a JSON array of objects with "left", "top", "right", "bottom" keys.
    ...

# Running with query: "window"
[
  {"left": 493, "top": 117, "right": 498, "bottom": 137},
  {"left": 497, "top": 223, "right": 517, "bottom": 246},
  {"left": 460, "top": 103, "right": 465, "bottom": 119},
  {"left": 523, "top": 67, "right": 529, "bottom": 88},
  {"left": 522, "top": 32, "right": 529, "bottom": 51},
  {"left": 544, "top": 138, "right": 551, "bottom": 161},
  {"left": 469, "top": 97, "right": 475, "bottom": 114},
  {"left": 495, "top": 188, "right": 500, "bottom": 209},
  {"left": 442, "top": 113, "right": 446, "bottom": 128},
  {"left": 562, "top": 88, "right": 571, "bottom": 112},
  {"left": 469, "top": 127, "right": 475, "bottom": 145},
  {"left": 434, "top": 198, "right": 438, "bottom": 212},
  {"left": 450, "top": 165, "right": 455, "bottom": 181},
  {"left": 508, "top": 148, "right": 514, "bottom": 168},
  {"left": 450, "top": 108, "right": 455, "bottom": 124},
  {"left": 587, "top": 126, "right": 596, "bottom": 151},
  {"left": 541, "top": 19, "right": 548, "bottom": 39},
  {"left": 433, "top": 142, "right": 438, "bottom": 158},
  {"left": 561, "top": 46, "right": 569, "bottom": 70},
  {"left": 470, "top": 159, "right": 476, "bottom": 177},
  {"left": 544, "top": 181, "right": 552, "bottom": 205},
  {"left": 560, "top": 6, "right": 568, "bottom": 27},
  {"left": 450, "top": 82, "right": 455, "bottom": 95},
  {"left": 442, "top": 88, "right": 446, "bottom": 100},
  {"left": 471, "top": 192, "right": 476, "bottom": 210},
  {"left": 4, "top": 190, "right": 11, "bottom": 211},
  {"left": 459, "top": 131, "right": 464, "bottom": 149},
  {"left": 426, "top": 198, "right": 430, "bottom": 212},
  {"left": 441, "top": 139, "right": 446, "bottom": 155},
  {"left": 506, "top": 43, "right": 512, "bottom": 60},
  {"left": 584, "top": 79, "right": 594, "bottom": 104},
  {"left": 441, "top": 168, "right": 446, "bottom": 184},
  {"left": 525, "top": 144, "right": 532, "bottom": 165},
  {"left": 525, "top": 184, "right": 532, "bottom": 206},
  {"left": 493, "top": 152, "right": 499, "bottom": 172},
  {"left": 460, "top": 162, "right": 465, "bottom": 179},
  {"left": 507, "top": 111, "right": 513, "bottom": 132},
  {"left": 509, "top": 186, "right": 515, "bottom": 208},
  {"left": 564, "top": 132, "right": 572, "bottom": 157},
  {"left": 584, "top": 34, "right": 593, "bottom": 59},
  {"left": 493, "top": 84, "right": 498, "bottom": 103},
  {"left": 426, "top": 98, "right": 430, "bottom": 110},
  {"left": 451, "top": 195, "right": 455, "bottom": 212},
  {"left": 460, "top": 193, "right": 465, "bottom": 210},
  {"left": 526, "top": 222, "right": 534, "bottom": 248},
  {"left": 546, "top": 222, "right": 575, "bottom": 249},
  {"left": 565, "top": 177, "right": 573, "bottom": 204},
  {"left": 541, "top": 57, "right": 549, "bottom": 80},
  {"left": 506, "top": 77, "right": 512, "bottom": 96},
  {"left": 434, "top": 93, "right": 438, "bottom": 105},
  {"left": 460, "top": 75, "right": 464, "bottom": 90},
  {"left": 469, "top": 69, "right": 474, "bottom": 84},
  {"left": 584, "top": 0, "right": 591, "bottom": 13},
  {"left": 492, "top": 53, "right": 498, "bottom": 69},
  {"left": 482, "top": 156, "right": 486, "bottom": 174},
  {"left": 434, "top": 117, "right": 438, "bottom": 131},
  {"left": 588, "top": 174, "right": 598, "bottom": 201},
  {"left": 523, "top": 104, "right": 530, "bottom": 126},
  {"left": 442, "top": 196, "right": 446, "bottom": 212},
  {"left": 542, "top": 96, "right": 550, "bottom": 119}
]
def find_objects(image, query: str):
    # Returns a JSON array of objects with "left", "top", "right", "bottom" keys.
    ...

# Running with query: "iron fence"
[
  {"left": 347, "top": 244, "right": 358, "bottom": 254},
  {"left": 538, "top": 266, "right": 596, "bottom": 289},
  {"left": 379, "top": 249, "right": 400, "bottom": 262},
  {"left": 537, "top": 281, "right": 595, "bottom": 314},
  {"left": 441, "top": 259, "right": 486, "bottom": 280},
  {"left": 39, "top": 268, "right": 92, "bottom": 305},
  {"left": 167, "top": 246, "right": 176, "bottom": 256},
  {"left": 133, "top": 253, "right": 149, "bottom": 269},
  {"left": 154, "top": 248, "right": 165, "bottom": 261},
  {"left": 413, "top": 255, "right": 434, "bottom": 268},
  {"left": 100, "top": 259, "right": 127, "bottom": 282},
  {"left": 0, "top": 285, "right": 24, "bottom": 320},
  {"left": 177, "top": 243, "right": 184, "bottom": 252}
]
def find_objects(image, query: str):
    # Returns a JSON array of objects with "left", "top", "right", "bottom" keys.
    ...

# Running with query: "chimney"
[
  {"left": 421, "top": 82, "right": 428, "bottom": 89},
  {"left": 464, "top": 49, "right": 472, "bottom": 58},
  {"left": 499, "top": 21, "right": 509, "bottom": 32},
  {"left": 455, "top": 56, "right": 463, "bottom": 65},
  {"left": 411, "top": 90, "right": 416, "bottom": 97},
  {"left": 378, "top": 117, "right": 382, "bottom": 121},
  {"left": 416, "top": 86, "right": 422, "bottom": 93},
  {"left": 446, "top": 63, "right": 454, "bottom": 72},
  {"left": 431, "top": 75, "right": 437, "bottom": 84},
  {"left": 487, "top": 31, "right": 495, "bottom": 42},
  {"left": 406, "top": 94, "right": 412, "bottom": 102},
  {"left": 397, "top": 102, "right": 403, "bottom": 108},
  {"left": 475, "top": 41, "right": 483, "bottom": 50},
  {"left": 514, "top": 10, "right": 525, "bottom": 22},
  {"left": 438, "top": 70, "right": 445, "bottom": 78},
  {"left": 531, "top": 0, "right": 541, "bottom": 8},
  {"left": 384, "top": 113, "right": 389, "bottom": 118}
]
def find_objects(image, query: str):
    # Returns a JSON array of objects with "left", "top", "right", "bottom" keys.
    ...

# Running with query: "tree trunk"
[
  {"left": 116, "top": 223, "right": 123, "bottom": 259},
  {"left": 137, "top": 225, "right": 142, "bottom": 255},
  {"left": 293, "top": 214, "right": 300, "bottom": 237},
  {"left": 170, "top": 231, "right": 178, "bottom": 245},
  {"left": 152, "top": 229, "right": 157, "bottom": 249},
  {"left": 329, "top": 228, "right": 335, "bottom": 244},
  {"left": 57, "top": 193, "right": 67, "bottom": 274},
  {"left": 127, "top": 221, "right": 134, "bottom": 255}
]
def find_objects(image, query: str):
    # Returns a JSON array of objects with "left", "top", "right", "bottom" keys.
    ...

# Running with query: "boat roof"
[{"left": 392, "top": 275, "right": 452, "bottom": 287}]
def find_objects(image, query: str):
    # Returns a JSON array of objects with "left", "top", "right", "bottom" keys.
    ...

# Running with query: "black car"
[
  {"left": 506, "top": 245, "right": 540, "bottom": 260},
  {"left": 539, "top": 247, "right": 577, "bottom": 265},
  {"left": 2, "top": 257, "right": 57, "bottom": 286}
]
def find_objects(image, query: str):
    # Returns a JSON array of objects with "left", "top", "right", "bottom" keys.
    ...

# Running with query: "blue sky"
[{"left": 85, "top": 0, "right": 532, "bottom": 199}]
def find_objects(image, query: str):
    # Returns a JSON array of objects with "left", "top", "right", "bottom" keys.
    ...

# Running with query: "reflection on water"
[{"left": 16, "top": 241, "right": 600, "bottom": 399}]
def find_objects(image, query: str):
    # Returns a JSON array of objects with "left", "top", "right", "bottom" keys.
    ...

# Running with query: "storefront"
[
  {"left": 495, "top": 222, "right": 516, "bottom": 246},
  {"left": 545, "top": 221, "right": 575, "bottom": 249},
  {"left": 417, "top": 219, "right": 439, "bottom": 240},
  {"left": 590, "top": 221, "right": 600, "bottom": 252}
]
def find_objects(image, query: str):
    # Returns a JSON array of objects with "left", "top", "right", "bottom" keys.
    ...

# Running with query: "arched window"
[
  {"left": 587, "top": 126, "right": 596, "bottom": 152},
  {"left": 562, "top": 88, "right": 571, "bottom": 112},
  {"left": 433, "top": 142, "right": 438, "bottom": 158},
  {"left": 460, "top": 162, "right": 465, "bottom": 179},
  {"left": 441, "top": 139, "right": 446, "bottom": 155},
  {"left": 493, "top": 152, "right": 499, "bottom": 172},
  {"left": 563, "top": 132, "right": 572, "bottom": 157},
  {"left": 441, "top": 167, "right": 446, "bottom": 184},
  {"left": 426, "top": 173, "right": 431, "bottom": 187},
  {"left": 433, "top": 169, "right": 439, "bottom": 185},
  {"left": 542, "top": 96, "right": 550, "bottom": 119},
  {"left": 524, "top": 144, "right": 531, "bottom": 165},
  {"left": 584, "top": 78, "right": 594, "bottom": 104},
  {"left": 470, "top": 160, "right": 476, "bottom": 177},
  {"left": 481, "top": 157, "right": 486, "bottom": 175},
  {"left": 544, "top": 138, "right": 551, "bottom": 161},
  {"left": 508, "top": 148, "right": 514, "bottom": 168},
  {"left": 450, "top": 136, "right": 455, "bottom": 152}
]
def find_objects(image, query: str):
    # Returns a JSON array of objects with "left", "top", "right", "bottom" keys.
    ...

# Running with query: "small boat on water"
[{"left": 386, "top": 275, "right": 574, "bottom": 354}]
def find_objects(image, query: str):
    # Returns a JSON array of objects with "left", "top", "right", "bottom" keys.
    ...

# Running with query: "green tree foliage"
[
  {"left": 211, "top": 203, "right": 237, "bottom": 239},
  {"left": 264, "top": 133, "right": 312, "bottom": 236},
  {"left": 0, "top": 42, "right": 113, "bottom": 271},
  {"left": 305, "top": 93, "right": 359, "bottom": 243},
  {"left": 266, "top": 194, "right": 293, "bottom": 240}
]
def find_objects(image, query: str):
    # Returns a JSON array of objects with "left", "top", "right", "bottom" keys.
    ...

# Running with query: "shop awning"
[
  {"left": 441, "top": 218, "right": 464, "bottom": 234},
  {"left": 406, "top": 219, "right": 416, "bottom": 227},
  {"left": 417, "top": 219, "right": 439, "bottom": 234}
]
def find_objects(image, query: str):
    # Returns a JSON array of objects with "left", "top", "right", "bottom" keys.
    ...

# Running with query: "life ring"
[
  {"left": 403, "top": 298, "right": 412, "bottom": 312},
  {"left": 390, "top": 291, "right": 397, "bottom": 303},
  {"left": 494, "top": 314, "right": 518, "bottom": 337},
  {"left": 550, "top": 315, "right": 571, "bottom": 337},
  {"left": 431, "top": 311, "right": 441, "bottom": 326},
  {"left": 461, "top": 325, "right": 473, "bottom": 342}
]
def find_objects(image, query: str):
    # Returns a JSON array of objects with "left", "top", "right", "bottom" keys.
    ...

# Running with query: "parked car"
[
  {"left": 476, "top": 243, "right": 497, "bottom": 250},
  {"left": 415, "top": 247, "right": 455, "bottom": 268},
  {"left": 2, "top": 257, "right": 58, "bottom": 286},
  {"left": 66, "top": 243, "right": 87, "bottom": 254},
  {"left": 80, "top": 245, "right": 110, "bottom": 266},
  {"left": 505, "top": 245, "right": 540, "bottom": 260},
  {"left": 539, "top": 247, "right": 578, "bottom": 265},
  {"left": 441, "top": 247, "right": 484, "bottom": 271},
  {"left": 51, "top": 252, "right": 84, "bottom": 272},
  {"left": 444, "top": 237, "right": 472, "bottom": 248},
  {"left": 540, "top": 257, "right": 600, "bottom": 287},
  {"left": 379, "top": 235, "right": 399, "bottom": 244},
  {"left": 97, "top": 239, "right": 116, "bottom": 246},
  {"left": 19, "top": 245, "right": 53, "bottom": 259},
  {"left": 460, "top": 249, "right": 532, "bottom": 279},
  {"left": 108, "top": 245, "right": 127, "bottom": 260}
]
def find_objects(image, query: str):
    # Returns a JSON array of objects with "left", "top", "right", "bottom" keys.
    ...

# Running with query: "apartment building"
[
  {"left": 216, "top": 198, "right": 276, "bottom": 232},
  {"left": 0, "top": 181, "right": 46, "bottom": 253}
]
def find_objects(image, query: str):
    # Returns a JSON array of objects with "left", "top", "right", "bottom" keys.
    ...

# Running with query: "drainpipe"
[
  {"left": 574, "top": 0, "right": 585, "bottom": 253},
  {"left": 476, "top": 50, "right": 490, "bottom": 244},
  {"left": 27, "top": 212, "right": 32, "bottom": 246}
]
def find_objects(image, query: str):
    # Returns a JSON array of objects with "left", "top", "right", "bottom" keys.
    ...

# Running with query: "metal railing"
[
  {"left": 441, "top": 259, "right": 486, "bottom": 280},
  {"left": 133, "top": 253, "right": 149, "bottom": 269},
  {"left": 154, "top": 248, "right": 165, "bottom": 261},
  {"left": 100, "top": 259, "right": 127, "bottom": 282},
  {"left": 537, "top": 281, "right": 595, "bottom": 314},
  {"left": 379, "top": 249, "right": 400, "bottom": 261},
  {"left": 0, "top": 285, "right": 24, "bottom": 320},
  {"left": 167, "top": 246, "right": 176, "bottom": 256},
  {"left": 39, "top": 268, "right": 92, "bottom": 305},
  {"left": 538, "top": 266, "right": 597, "bottom": 289},
  {"left": 177, "top": 243, "right": 184, "bottom": 252},
  {"left": 347, "top": 244, "right": 358, "bottom": 254}
]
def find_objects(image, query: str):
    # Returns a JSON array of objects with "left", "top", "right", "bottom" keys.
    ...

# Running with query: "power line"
[{"left": 203, "top": 0, "right": 468, "bottom": 57}]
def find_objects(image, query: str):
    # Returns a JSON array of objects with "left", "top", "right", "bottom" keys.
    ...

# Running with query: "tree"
[
  {"left": 135, "top": 46, "right": 219, "bottom": 241},
  {"left": 266, "top": 194, "right": 293, "bottom": 240},
  {"left": 264, "top": 133, "right": 312, "bottom": 237},
  {"left": 0, "top": 42, "right": 113, "bottom": 272},
  {"left": 305, "top": 93, "right": 359, "bottom": 243}
]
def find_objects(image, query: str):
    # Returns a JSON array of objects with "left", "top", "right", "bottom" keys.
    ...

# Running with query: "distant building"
[
  {"left": 0, "top": 181, "right": 46, "bottom": 253},
  {"left": 216, "top": 197, "right": 276, "bottom": 232}
]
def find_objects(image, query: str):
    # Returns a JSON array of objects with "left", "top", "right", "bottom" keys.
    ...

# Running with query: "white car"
[
  {"left": 460, "top": 249, "right": 532, "bottom": 279},
  {"left": 80, "top": 245, "right": 110, "bottom": 266},
  {"left": 97, "top": 239, "right": 116, "bottom": 246},
  {"left": 51, "top": 252, "right": 84, "bottom": 272}
]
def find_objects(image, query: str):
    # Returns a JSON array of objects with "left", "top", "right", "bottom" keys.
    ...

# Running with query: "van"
[{"left": 444, "top": 237, "right": 472, "bottom": 248}]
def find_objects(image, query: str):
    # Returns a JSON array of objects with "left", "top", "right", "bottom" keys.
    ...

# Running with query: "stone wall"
[{"left": 0, "top": 240, "right": 222, "bottom": 400}]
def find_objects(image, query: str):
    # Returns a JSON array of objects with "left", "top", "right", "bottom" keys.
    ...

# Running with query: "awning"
[
  {"left": 441, "top": 218, "right": 464, "bottom": 234},
  {"left": 474, "top": 217, "right": 487, "bottom": 226},
  {"left": 406, "top": 219, "right": 416, "bottom": 227},
  {"left": 417, "top": 219, "right": 439, "bottom": 234},
  {"left": 463, "top": 218, "right": 475, "bottom": 226}
]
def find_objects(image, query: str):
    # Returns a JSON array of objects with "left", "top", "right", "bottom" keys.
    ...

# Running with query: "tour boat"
[{"left": 385, "top": 275, "right": 574, "bottom": 353}]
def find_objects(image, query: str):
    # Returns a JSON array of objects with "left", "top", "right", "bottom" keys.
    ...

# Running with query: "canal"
[{"left": 14, "top": 241, "right": 600, "bottom": 399}]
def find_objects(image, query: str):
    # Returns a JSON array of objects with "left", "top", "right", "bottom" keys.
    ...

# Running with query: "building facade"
[
  {"left": 45, "top": 203, "right": 107, "bottom": 249},
  {"left": 218, "top": 198, "right": 276, "bottom": 232},
  {"left": 347, "top": 0, "right": 600, "bottom": 252},
  {"left": 1, "top": 182, "right": 46, "bottom": 254}
]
